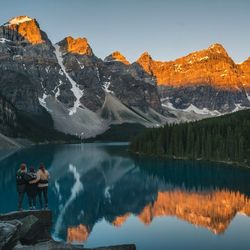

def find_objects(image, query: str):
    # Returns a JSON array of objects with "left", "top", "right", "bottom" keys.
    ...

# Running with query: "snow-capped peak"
[{"left": 7, "top": 16, "right": 33, "bottom": 25}]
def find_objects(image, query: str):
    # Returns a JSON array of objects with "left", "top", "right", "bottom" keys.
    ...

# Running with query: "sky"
[{"left": 0, "top": 0, "right": 250, "bottom": 63}]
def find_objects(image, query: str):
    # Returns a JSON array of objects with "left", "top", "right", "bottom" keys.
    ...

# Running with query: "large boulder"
[
  {"left": 13, "top": 240, "right": 136, "bottom": 250},
  {"left": 0, "top": 210, "right": 52, "bottom": 246},
  {"left": 0, "top": 220, "right": 22, "bottom": 250}
]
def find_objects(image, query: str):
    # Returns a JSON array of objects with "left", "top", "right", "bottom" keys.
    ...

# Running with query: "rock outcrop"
[
  {"left": 0, "top": 210, "right": 136, "bottom": 250},
  {"left": 56, "top": 37, "right": 162, "bottom": 114},
  {"left": 0, "top": 210, "right": 52, "bottom": 246},
  {"left": 1, "top": 16, "right": 47, "bottom": 45},
  {"left": 136, "top": 44, "right": 250, "bottom": 112},
  {"left": 58, "top": 36, "right": 93, "bottom": 56},
  {"left": 104, "top": 51, "right": 130, "bottom": 65},
  {"left": 137, "top": 43, "right": 246, "bottom": 89},
  {"left": 239, "top": 57, "right": 250, "bottom": 90},
  {"left": 0, "top": 220, "right": 21, "bottom": 250},
  {"left": 0, "top": 95, "right": 18, "bottom": 137}
]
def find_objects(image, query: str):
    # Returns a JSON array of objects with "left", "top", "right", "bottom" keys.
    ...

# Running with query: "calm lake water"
[{"left": 0, "top": 143, "right": 250, "bottom": 250}]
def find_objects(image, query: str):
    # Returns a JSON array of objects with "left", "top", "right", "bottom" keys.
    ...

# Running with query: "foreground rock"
[
  {"left": 13, "top": 241, "right": 135, "bottom": 250},
  {"left": 0, "top": 210, "right": 52, "bottom": 242},
  {"left": 0, "top": 220, "right": 22, "bottom": 250},
  {"left": 0, "top": 210, "right": 136, "bottom": 250}
]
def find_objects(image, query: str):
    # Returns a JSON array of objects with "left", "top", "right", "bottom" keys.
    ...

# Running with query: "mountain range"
[{"left": 0, "top": 15, "right": 249, "bottom": 141}]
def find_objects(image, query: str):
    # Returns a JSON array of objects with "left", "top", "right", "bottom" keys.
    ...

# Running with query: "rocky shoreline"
[{"left": 0, "top": 210, "right": 136, "bottom": 250}]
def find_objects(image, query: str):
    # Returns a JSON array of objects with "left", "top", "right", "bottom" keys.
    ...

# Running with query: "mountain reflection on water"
[{"left": 0, "top": 143, "right": 250, "bottom": 250}]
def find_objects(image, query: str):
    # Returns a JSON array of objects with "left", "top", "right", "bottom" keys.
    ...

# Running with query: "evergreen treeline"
[{"left": 129, "top": 109, "right": 250, "bottom": 166}]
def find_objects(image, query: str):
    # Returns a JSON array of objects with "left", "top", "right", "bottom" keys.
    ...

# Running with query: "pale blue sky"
[{"left": 0, "top": 0, "right": 249, "bottom": 63}]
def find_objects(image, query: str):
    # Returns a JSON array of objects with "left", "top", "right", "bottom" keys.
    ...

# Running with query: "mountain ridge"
[
  {"left": 0, "top": 15, "right": 250, "bottom": 140},
  {"left": 136, "top": 43, "right": 250, "bottom": 90}
]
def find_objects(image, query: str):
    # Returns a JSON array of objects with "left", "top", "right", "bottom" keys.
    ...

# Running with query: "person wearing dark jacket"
[
  {"left": 26, "top": 167, "right": 38, "bottom": 210},
  {"left": 16, "top": 163, "right": 28, "bottom": 211}
]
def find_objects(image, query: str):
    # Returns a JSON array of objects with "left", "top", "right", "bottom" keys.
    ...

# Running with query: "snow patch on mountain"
[
  {"left": 38, "top": 93, "right": 52, "bottom": 112},
  {"left": 232, "top": 103, "right": 246, "bottom": 113},
  {"left": 76, "top": 58, "right": 85, "bottom": 69},
  {"left": 161, "top": 99, "right": 223, "bottom": 123},
  {"left": 246, "top": 92, "right": 250, "bottom": 101},
  {"left": 54, "top": 44, "right": 83, "bottom": 115},
  {"left": 96, "top": 67, "right": 100, "bottom": 82},
  {"left": 161, "top": 100, "right": 177, "bottom": 110},
  {"left": 103, "top": 81, "right": 112, "bottom": 93},
  {"left": 54, "top": 79, "right": 63, "bottom": 98},
  {"left": 183, "top": 104, "right": 221, "bottom": 116},
  {"left": 103, "top": 76, "right": 113, "bottom": 93},
  {"left": 45, "top": 66, "right": 50, "bottom": 73},
  {"left": 7, "top": 16, "right": 33, "bottom": 25},
  {"left": 0, "top": 38, "right": 11, "bottom": 43}
]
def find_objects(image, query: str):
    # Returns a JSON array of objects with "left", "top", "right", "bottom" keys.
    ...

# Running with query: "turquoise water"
[{"left": 0, "top": 143, "right": 250, "bottom": 250}]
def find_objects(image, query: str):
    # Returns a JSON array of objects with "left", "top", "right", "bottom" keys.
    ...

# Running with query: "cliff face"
[
  {"left": 136, "top": 44, "right": 250, "bottom": 112},
  {"left": 137, "top": 44, "right": 249, "bottom": 90},
  {"left": 0, "top": 16, "right": 74, "bottom": 115},
  {"left": 0, "top": 95, "right": 18, "bottom": 136},
  {"left": 56, "top": 38, "right": 163, "bottom": 114},
  {"left": 58, "top": 36, "right": 93, "bottom": 56},
  {"left": 0, "top": 15, "right": 165, "bottom": 139},
  {"left": 104, "top": 51, "right": 130, "bottom": 65},
  {"left": 240, "top": 57, "right": 250, "bottom": 89},
  {"left": 0, "top": 16, "right": 48, "bottom": 45}
]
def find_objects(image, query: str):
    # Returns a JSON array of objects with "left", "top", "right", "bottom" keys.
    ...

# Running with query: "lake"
[{"left": 0, "top": 143, "right": 250, "bottom": 250}]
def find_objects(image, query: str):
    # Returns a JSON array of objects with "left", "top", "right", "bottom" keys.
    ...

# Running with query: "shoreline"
[{"left": 130, "top": 150, "right": 250, "bottom": 169}]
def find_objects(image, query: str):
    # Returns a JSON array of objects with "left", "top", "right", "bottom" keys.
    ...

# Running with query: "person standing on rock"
[
  {"left": 26, "top": 166, "right": 38, "bottom": 210},
  {"left": 16, "top": 163, "right": 28, "bottom": 211},
  {"left": 37, "top": 163, "right": 50, "bottom": 209}
]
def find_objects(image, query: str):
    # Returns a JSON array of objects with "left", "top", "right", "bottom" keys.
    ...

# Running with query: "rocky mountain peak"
[
  {"left": 136, "top": 44, "right": 243, "bottom": 89},
  {"left": 136, "top": 52, "right": 154, "bottom": 74},
  {"left": 1, "top": 15, "right": 45, "bottom": 44},
  {"left": 137, "top": 52, "right": 153, "bottom": 62},
  {"left": 104, "top": 51, "right": 130, "bottom": 65},
  {"left": 207, "top": 43, "right": 228, "bottom": 55},
  {"left": 180, "top": 43, "right": 230, "bottom": 65},
  {"left": 58, "top": 36, "right": 93, "bottom": 56},
  {"left": 6, "top": 16, "right": 33, "bottom": 25}
]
